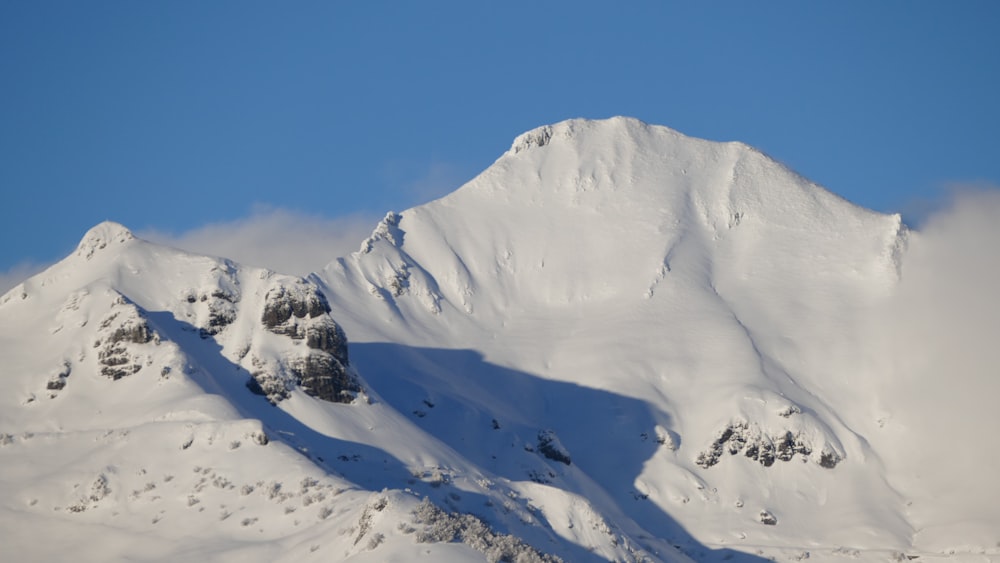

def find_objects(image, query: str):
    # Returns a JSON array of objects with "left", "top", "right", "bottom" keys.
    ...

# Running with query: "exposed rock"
[
  {"left": 181, "top": 263, "right": 241, "bottom": 338},
  {"left": 359, "top": 212, "right": 403, "bottom": 254},
  {"left": 46, "top": 362, "right": 72, "bottom": 391},
  {"left": 696, "top": 420, "right": 837, "bottom": 469},
  {"left": 95, "top": 296, "right": 154, "bottom": 380},
  {"left": 246, "top": 370, "right": 291, "bottom": 404},
  {"left": 819, "top": 448, "right": 843, "bottom": 468},
  {"left": 287, "top": 351, "right": 360, "bottom": 403},
  {"left": 261, "top": 281, "right": 330, "bottom": 329},
  {"left": 199, "top": 288, "right": 239, "bottom": 337},
  {"left": 759, "top": 509, "right": 778, "bottom": 525},
  {"left": 100, "top": 303, "right": 153, "bottom": 346},
  {"left": 411, "top": 497, "right": 564, "bottom": 562},
  {"left": 387, "top": 266, "right": 410, "bottom": 297},
  {"left": 537, "top": 429, "right": 572, "bottom": 465},
  {"left": 304, "top": 318, "right": 349, "bottom": 361},
  {"left": 253, "top": 279, "right": 359, "bottom": 404},
  {"left": 511, "top": 125, "right": 554, "bottom": 154},
  {"left": 75, "top": 221, "right": 135, "bottom": 261}
]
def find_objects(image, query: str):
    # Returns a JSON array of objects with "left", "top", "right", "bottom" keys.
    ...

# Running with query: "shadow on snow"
[
  {"left": 352, "top": 342, "right": 768, "bottom": 563},
  {"left": 146, "top": 308, "right": 766, "bottom": 562}
]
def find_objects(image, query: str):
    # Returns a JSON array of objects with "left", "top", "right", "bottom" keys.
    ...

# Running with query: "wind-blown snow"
[{"left": 1, "top": 118, "right": 996, "bottom": 562}]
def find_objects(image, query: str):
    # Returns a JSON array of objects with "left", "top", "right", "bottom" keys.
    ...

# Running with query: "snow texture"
[{"left": 1, "top": 118, "right": 996, "bottom": 562}]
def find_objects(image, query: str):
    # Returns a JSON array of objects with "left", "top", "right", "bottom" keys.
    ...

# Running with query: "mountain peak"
[
  {"left": 507, "top": 116, "right": 664, "bottom": 155},
  {"left": 75, "top": 221, "right": 136, "bottom": 260}
]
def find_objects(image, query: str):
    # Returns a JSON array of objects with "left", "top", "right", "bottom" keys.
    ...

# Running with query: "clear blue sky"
[{"left": 2, "top": 1, "right": 998, "bottom": 277}]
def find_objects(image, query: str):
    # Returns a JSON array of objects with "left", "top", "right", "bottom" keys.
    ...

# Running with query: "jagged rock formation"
[
  {"left": 94, "top": 294, "right": 155, "bottom": 380},
  {"left": 251, "top": 279, "right": 359, "bottom": 404},
  {"left": 695, "top": 420, "right": 842, "bottom": 469},
  {"left": 536, "top": 429, "right": 572, "bottom": 465}
]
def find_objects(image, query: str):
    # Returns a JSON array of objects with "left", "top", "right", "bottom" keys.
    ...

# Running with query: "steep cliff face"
[{"left": 251, "top": 279, "right": 359, "bottom": 404}]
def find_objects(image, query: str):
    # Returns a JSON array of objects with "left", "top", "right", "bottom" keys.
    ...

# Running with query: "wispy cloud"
[
  {"left": 140, "top": 207, "right": 379, "bottom": 277},
  {"left": 878, "top": 183, "right": 1000, "bottom": 516},
  {"left": 0, "top": 260, "right": 49, "bottom": 295},
  {"left": 380, "top": 158, "right": 472, "bottom": 210},
  {"left": 897, "top": 180, "right": 1000, "bottom": 228},
  {"left": 403, "top": 161, "right": 471, "bottom": 206}
]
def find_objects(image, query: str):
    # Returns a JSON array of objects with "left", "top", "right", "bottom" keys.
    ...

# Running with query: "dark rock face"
[
  {"left": 537, "top": 429, "right": 572, "bottom": 465},
  {"left": 261, "top": 284, "right": 331, "bottom": 329},
  {"left": 95, "top": 299, "right": 154, "bottom": 380},
  {"left": 759, "top": 510, "right": 778, "bottom": 526},
  {"left": 287, "top": 351, "right": 359, "bottom": 404},
  {"left": 359, "top": 212, "right": 403, "bottom": 254},
  {"left": 246, "top": 372, "right": 291, "bottom": 403},
  {"left": 46, "top": 362, "right": 72, "bottom": 391},
  {"left": 696, "top": 420, "right": 840, "bottom": 469},
  {"left": 201, "top": 288, "right": 239, "bottom": 337},
  {"left": 182, "top": 270, "right": 241, "bottom": 339},
  {"left": 305, "top": 322, "right": 348, "bottom": 362},
  {"left": 253, "top": 280, "right": 359, "bottom": 404}
]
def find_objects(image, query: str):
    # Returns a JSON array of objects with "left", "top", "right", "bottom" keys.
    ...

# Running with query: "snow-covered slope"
[
  {"left": 319, "top": 118, "right": 920, "bottom": 556},
  {"left": 2, "top": 117, "right": 996, "bottom": 562},
  {"left": 0, "top": 222, "right": 612, "bottom": 562}
]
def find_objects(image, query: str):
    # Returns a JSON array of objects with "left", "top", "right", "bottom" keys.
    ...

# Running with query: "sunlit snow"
[{"left": 2, "top": 118, "right": 998, "bottom": 562}]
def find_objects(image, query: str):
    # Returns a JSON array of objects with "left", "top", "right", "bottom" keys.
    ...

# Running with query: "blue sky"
[{"left": 2, "top": 1, "right": 998, "bottom": 286}]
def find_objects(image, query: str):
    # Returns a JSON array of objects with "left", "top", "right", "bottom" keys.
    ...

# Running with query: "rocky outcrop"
[
  {"left": 75, "top": 221, "right": 135, "bottom": 261},
  {"left": 46, "top": 362, "right": 72, "bottom": 392},
  {"left": 187, "top": 287, "right": 239, "bottom": 337},
  {"left": 695, "top": 420, "right": 842, "bottom": 469},
  {"left": 251, "top": 280, "right": 359, "bottom": 404},
  {"left": 359, "top": 212, "right": 403, "bottom": 254},
  {"left": 95, "top": 295, "right": 155, "bottom": 380},
  {"left": 536, "top": 429, "right": 572, "bottom": 465},
  {"left": 759, "top": 509, "right": 778, "bottom": 526},
  {"left": 180, "top": 262, "right": 241, "bottom": 338},
  {"left": 261, "top": 282, "right": 330, "bottom": 329},
  {"left": 286, "top": 351, "right": 358, "bottom": 403}
]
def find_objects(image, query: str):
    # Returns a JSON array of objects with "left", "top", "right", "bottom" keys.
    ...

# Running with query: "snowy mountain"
[{"left": 2, "top": 117, "right": 997, "bottom": 562}]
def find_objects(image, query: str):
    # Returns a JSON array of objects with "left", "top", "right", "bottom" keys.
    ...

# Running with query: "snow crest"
[{"left": 75, "top": 221, "right": 136, "bottom": 260}]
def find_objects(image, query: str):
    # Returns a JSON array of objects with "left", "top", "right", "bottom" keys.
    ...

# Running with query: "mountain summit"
[
  {"left": 313, "top": 117, "right": 916, "bottom": 557},
  {"left": 2, "top": 118, "right": 992, "bottom": 562},
  {"left": 325, "top": 117, "right": 903, "bottom": 328}
]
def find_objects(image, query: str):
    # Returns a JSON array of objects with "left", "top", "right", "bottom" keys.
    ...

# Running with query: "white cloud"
[
  {"left": 403, "top": 161, "right": 470, "bottom": 206},
  {"left": 897, "top": 180, "right": 1000, "bottom": 228},
  {"left": 140, "top": 207, "right": 379, "bottom": 277},
  {"left": 0, "top": 260, "right": 49, "bottom": 295},
  {"left": 876, "top": 184, "right": 1000, "bottom": 527}
]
